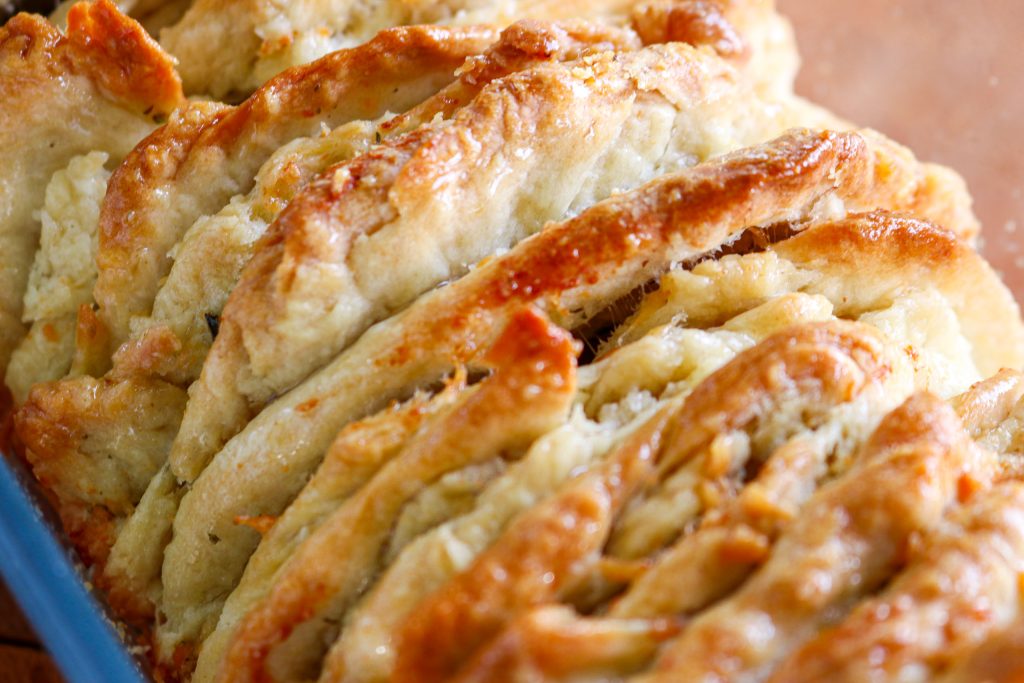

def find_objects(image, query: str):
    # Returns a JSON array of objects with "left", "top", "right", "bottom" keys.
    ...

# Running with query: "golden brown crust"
[
  {"left": 769, "top": 481, "right": 1024, "bottom": 682},
  {"left": 632, "top": 0, "right": 748, "bottom": 59},
  {"left": 453, "top": 606, "right": 683, "bottom": 683},
  {"left": 174, "top": 37, "right": 793, "bottom": 487},
  {"left": 940, "top": 616, "right": 1024, "bottom": 683},
  {"left": 63, "top": 0, "right": 184, "bottom": 116},
  {"left": 393, "top": 321, "right": 891, "bottom": 681},
  {"left": 378, "top": 130, "right": 869, "bottom": 371},
  {"left": 773, "top": 210, "right": 1024, "bottom": 376},
  {"left": 952, "top": 369, "right": 1024, "bottom": 439},
  {"left": 657, "top": 321, "right": 892, "bottom": 473},
  {"left": 88, "top": 100, "right": 230, "bottom": 367},
  {"left": 1, "top": 5, "right": 1017, "bottom": 681},
  {"left": 92, "top": 24, "right": 499, "bottom": 350},
  {"left": 392, "top": 405, "right": 674, "bottom": 683},
  {"left": 155, "top": 130, "right": 879, "bottom": 657},
  {"left": 14, "top": 372, "right": 186, "bottom": 568},
  {"left": 0, "top": 3, "right": 182, "bottom": 376},
  {"left": 610, "top": 436, "right": 824, "bottom": 619},
  {"left": 859, "top": 130, "right": 979, "bottom": 240},
  {"left": 191, "top": 378, "right": 468, "bottom": 682},
  {"left": 632, "top": 0, "right": 800, "bottom": 97},
  {"left": 645, "top": 393, "right": 993, "bottom": 680},
  {"left": 21, "top": 22, "right": 497, "bottom": 586},
  {"left": 25, "top": 19, "right": 636, "bottom": 528},
  {"left": 384, "top": 19, "right": 642, "bottom": 134},
  {"left": 18, "top": 21, "right": 645, "bottom": 657},
  {"left": 605, "top": 310, "right": 898, "bottom": 557},
  {"left": 218, "top": 308, "right": 577, "bottom": 682},
  {"left": 2, "top": 2, "right": 183, "bottom": 116},
  {"left": 2, "top": 2, "right": 1021, "bottom": 680},
  {"left": 69, "top": 303, "right": 113, "bottom": 379}
]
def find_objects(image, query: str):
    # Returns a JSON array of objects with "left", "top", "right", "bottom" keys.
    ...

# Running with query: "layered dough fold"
[{"left": 2, "top": 2, "right": 1023, "bottom": 682}]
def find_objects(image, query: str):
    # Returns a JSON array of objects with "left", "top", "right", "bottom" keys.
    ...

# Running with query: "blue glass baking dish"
[{"left": 0, "top": 450, "right": 146, "bottom": 682}]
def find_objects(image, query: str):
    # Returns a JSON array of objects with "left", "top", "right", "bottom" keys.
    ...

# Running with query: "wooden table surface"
[
  {"left": 0, "top": 581, "right": 61, "bottom": 682},
  {"left": 3, "top": 1, "right": 1023, "bottom": 681}
]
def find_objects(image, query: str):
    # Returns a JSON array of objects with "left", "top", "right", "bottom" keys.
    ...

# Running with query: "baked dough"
[
  {"left": 769, "top": 480, "right": 1024, "bottom": 682},
  {"left": 391, "top": 321, "right": 900, "bottom": 682},
  {"left": 13, "top": 22, "right": 498, "bottom": 575},
  {"left": 192, "top": 207, "right": 1015, "bottom": 681},
  {"left": 155, "top": 0, "right": 801, "bottom": 100},
  {"left": 168, "top": 40, "right": 827, "bottom": 491},
  {"left": 14, "top": 18, "right": 642, "bottom": 622},
  {"left": 154, "top": 128, "right": 1002, "bottom": 671},
  {"left": 169, "top": 39, "right": 973, "bottom": 507},
  {"left": 152, "top": 129, "right": 860, "bottom": 655},
  {"left": 5, "top": 152, "right": 111, "bottom": 402},
  {"left": 218, "top": 308, "right": 577, "bottom": 682},
  {"left": 0, "top": 1, "right": 182, "bottom": 377},
  {"left": 159, "top": 0, "right": 638, "bottom": 97},
  {"left": 92, "top": 23, "right": 497, "bottom": 354},
  {"left": 3, "top": 3, "right": 1023, "bottom": 681},
  {"left": 940, "top": 609, "right": 1024, "bottom": 683}
]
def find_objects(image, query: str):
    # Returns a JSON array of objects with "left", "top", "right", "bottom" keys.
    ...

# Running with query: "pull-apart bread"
[
  {"left": 2, "top": 1, "right": 1023, "bottom": 682},
  {"left": 0, "top": 0, "right": 182, "bottom": 391}
]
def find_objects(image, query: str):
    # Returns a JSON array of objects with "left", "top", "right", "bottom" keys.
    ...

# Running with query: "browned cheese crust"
[
  {"left": 218, "top": 307, "right": 579, "bottom": 682},
  {"left": 91, "top": 23, "right": 499, "bottom": 355},
  {"left": 153, "top": 129, "right": 981, "bottom": 667},
  {"left": 642, "top": 393, "right": 993, "bottom": 681},
  {"left": 11, "top": 17, "right": 640, "bottom": 605},
  {"left": 393, "top": 321, "right": 893, "bottom": 682},
  {"left": 770, "top": 480, "right": 1024, "bottom": 682},
  {"left": 3, "top": 3, "right": 1023, "bottom": 680},
  {"left": 940, "top": 614, "right": 1024, "bottom": 683}
]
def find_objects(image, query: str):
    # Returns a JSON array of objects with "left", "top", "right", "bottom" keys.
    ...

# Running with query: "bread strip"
[
  {"left": 392, "top": 404, "right": 674, "bottom": 683},
  {"left": 454, "top": 606, "right": 682, "bottom": 683},
  {"left": 192, "top": 377, "right": 466, "bottom": 681},
  {"left": 14, "top": 354, "right": 188, "bottom": 566},
  {"left": 0, "top": 1, "right": 182, "bottom": 375},
  {"left": 952, "top": 369, "right": 1024, "bottom": 438},
  {"left": 770, "top": 481, "right": 1024, "bottom": 682},
  {"left": 168, "top": 41, "right": 797, "bottom": 485},
  {"left": 156, "top": 129, "right": 874, "bottom": 655},
  {"left": 631, "top": 0, "right": 799, "bottom": 96},
  {"left": 321, "top": 415, "right": 619, "bottom": 683},
  {"left": 612, "top": 436, "right": 826, "bottom": 618},
  {"left": 772, "top": 211, "right": 1023, "bottom": 379},
  {"left": 393, "top": 321, "right": 891, "bottom": 681},
  {"left": 615, "top": 211, "right": 1020, "bottom": 386},
  {"left": 216, "top": 308, "right": 577, "bottom": 682},
  {"left": 92, "top": 24, "right": 497, "bottom": 352},
  {"left": 641, "top": 393, "right": 994, "bottom": 682}
]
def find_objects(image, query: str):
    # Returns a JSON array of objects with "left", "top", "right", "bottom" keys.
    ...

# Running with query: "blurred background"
[{"left": 778, "top": 0, "right": 1024, "bottom": 299}]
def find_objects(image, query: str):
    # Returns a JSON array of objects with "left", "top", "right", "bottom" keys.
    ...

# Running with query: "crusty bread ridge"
[
  {"left": 0, "top": 0, "right": 182, "bottom": 378},
  {"left": 2, "top": 2, "right": 1023, "bottom": 682}
]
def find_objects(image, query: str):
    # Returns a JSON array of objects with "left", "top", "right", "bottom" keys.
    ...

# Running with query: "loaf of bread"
[{"left": 2, "top": 1, "right": 1023, "bottom": 682}]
